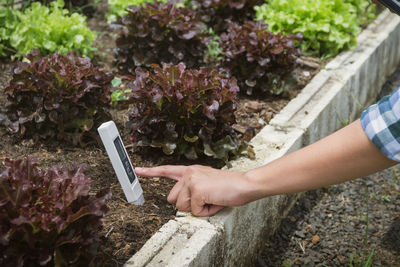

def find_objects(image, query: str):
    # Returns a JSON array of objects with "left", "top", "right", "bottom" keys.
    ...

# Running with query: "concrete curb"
[{"left": 125, "top": 10, "right": 400, "bottom": 267}]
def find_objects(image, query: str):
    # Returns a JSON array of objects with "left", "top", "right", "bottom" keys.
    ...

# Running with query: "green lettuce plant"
[
  {"left": 255, "top": 0, "right": 363, "bottom": 58},
  {"left": 0, "top": 5, "right": 18, "bottom": 57},
  {"left": 0, "top": 156, "right": 111, "bottom": 266},
  {"left": 344, "top": 0, "right": 376, "bottom": 26},
  {"left": 10, "top": 0, "right": 96, "bottom": 57}
]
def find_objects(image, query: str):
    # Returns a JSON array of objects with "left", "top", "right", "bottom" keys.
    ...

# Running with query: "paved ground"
[{"left": 256, "top": 64, "right": 400, "bottom": 267}]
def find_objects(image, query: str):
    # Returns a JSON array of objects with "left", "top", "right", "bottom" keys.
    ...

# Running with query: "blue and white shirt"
[{"left": 361, "top": 88, "right": 400, "bottom": 161}]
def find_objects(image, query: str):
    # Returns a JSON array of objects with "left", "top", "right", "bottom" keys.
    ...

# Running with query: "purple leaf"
[
  {"left": 126, "top": 63, "right": 241, "bottom": 160},
  {"left": 0, "top": 51, "right": 113, "bottom": 146},
  {"left": 0, "top": 157, "right": 110, "bottom": 266}
]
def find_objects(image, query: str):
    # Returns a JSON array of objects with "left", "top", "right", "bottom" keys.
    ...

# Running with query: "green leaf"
[
  {"left": 106, "top": 0, "right": 164, "bottom": 23},
  {"left": 74, "top": 118, "right": 94, "bottom": 132},
  {"left": 254, "top": 0, "right": 373, "bottom": 58},
  {"left": 111, "top": 77, "right": 122, "bottom": 87},
  {"left": 150, "top": 140, "right": 176, "bottom": 155},
  {"left": 162, "top": 142, "right": 177, "bottom": 155},
  {"left": 156, "top": 98, "right": 163, "bottom": 111},
  {"left": 8, "top": 1, "right": 96, "bottom": 57},
  {"left": 183, "top": 134, "right": 198, "bottom": 143},
  {"left": 203, "top": 143, "right": 216, "bottom": 157}
]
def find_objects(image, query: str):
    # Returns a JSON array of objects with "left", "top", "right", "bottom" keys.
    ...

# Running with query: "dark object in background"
[{"left": 375, "top": 0, "right": 400, "bottom": 16}]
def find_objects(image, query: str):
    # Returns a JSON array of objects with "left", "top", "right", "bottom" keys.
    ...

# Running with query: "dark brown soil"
[{"left": 0, "top": 2, "right": 320, "bottom": 266}]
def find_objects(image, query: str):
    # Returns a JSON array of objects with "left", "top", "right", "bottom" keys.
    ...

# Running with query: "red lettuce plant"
[
  {"left": 0, "top": 156, "right": 111, "bottom": 267},
  {"left": 188, "top": 0, "right": 262, "bottom": 33},
  {"left": 114, "top": 3, "right": 210, "bottom": 73},
  {"left": 1, "top": 50, "right": 113, "bottom": 146},
  {"left": 126, "top": 63, "right": 250, "bottom": 161},
  {"left": 220, "top": 20, "right": 302, "bottom": 96}
]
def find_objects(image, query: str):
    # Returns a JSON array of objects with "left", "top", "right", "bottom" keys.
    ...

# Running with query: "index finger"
[{"left": 134, "top": 165, "right": 187, "bottom": 181}]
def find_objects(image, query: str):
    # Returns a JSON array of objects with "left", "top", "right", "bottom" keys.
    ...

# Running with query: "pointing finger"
[{"left": 135, "top": 165, "right": 187, "bottom": 180}]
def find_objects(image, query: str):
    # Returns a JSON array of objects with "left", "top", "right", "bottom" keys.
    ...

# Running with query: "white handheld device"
[{"left": 98, "top": 121, "right": 144, "bottom": 205}]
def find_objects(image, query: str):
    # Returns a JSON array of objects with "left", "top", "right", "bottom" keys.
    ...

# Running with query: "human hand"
[{"left": 135, "top": 165, "right": 255, "bottom": 216}]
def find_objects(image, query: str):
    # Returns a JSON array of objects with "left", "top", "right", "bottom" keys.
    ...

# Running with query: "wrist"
[{"left": 241, "top": 168, "right": 270, "bottom": 204}]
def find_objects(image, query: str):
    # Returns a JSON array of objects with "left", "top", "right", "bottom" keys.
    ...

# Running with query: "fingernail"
[{"left": 135, "top": 167, "right": 144, "bottom": 172}]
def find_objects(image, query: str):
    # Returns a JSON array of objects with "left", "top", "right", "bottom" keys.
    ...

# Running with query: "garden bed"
[
  {"left": 0, "top": 4, "right": 318, "bottom": 265},
  {"left": 0, "top": 55, "right": 315, "bottom": 267},
  {"left": 125, "top": 10, "right": 400, "bottom": 266},
  {"left": 0, "top": 0, "right": 387, "bottom": 266}
]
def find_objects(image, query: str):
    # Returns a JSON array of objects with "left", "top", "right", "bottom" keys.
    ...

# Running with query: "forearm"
[
  {"left": 244, "top": 119, "right": 397, "bottom": 201},
  {"left": 136, "top": 119, "right": 399, "bottom": 216}
]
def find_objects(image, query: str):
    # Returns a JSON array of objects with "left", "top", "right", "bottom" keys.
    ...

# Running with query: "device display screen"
[{"left": 114, "top": 136, "right": 136, "bottom": 184}]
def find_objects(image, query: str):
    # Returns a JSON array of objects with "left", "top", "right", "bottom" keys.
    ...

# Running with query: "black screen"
[{"left": 114, "top": 136, "right": 136, "bottom": 184}]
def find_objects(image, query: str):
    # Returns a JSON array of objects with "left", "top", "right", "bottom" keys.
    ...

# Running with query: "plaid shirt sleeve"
[{"left": 360, "top": 88, "right": 400, "bottom": 162}]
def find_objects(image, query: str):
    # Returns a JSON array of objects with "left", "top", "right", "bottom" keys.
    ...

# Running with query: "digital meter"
[
  {"left": 376, "top": 0, "right": 400, "bottom": 16},
  {"left": 98, "top": 121, "right": 144, "bottom": 205}
]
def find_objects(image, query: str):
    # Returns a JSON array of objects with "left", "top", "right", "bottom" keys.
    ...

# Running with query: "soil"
[
  {"left": 256, "top": 64, "right": 400, "bottom": 267},
  {"left": 0, "top": 1, "right": 320, "bottom": 266}
]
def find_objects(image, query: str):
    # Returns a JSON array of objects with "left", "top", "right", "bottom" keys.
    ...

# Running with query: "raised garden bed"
[
  {"left": 0, "top": 49, "right": 315, "bottom": 267},
  {"left": 0, "top": 0, "right": 389, "bottom": 266},
  {"left": 0, "top": 5, "right": 318, "bottom": 266},
  {"left": 125, "top": 10, "right": 400, "bottom": 266}
]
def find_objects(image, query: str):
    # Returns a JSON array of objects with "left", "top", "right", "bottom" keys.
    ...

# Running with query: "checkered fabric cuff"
[{"left": 361, "top": 88, "right": 400, "bottom": 162}]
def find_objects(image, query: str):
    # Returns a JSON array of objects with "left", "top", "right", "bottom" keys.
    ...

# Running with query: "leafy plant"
[
  {"left": 0, "top": 5, "right": 18, "bottom": 57},
  {"left": 106, "top": 0, "right": 161, "bottom": 23},
  {"left": 0, "top": 156, "right": 111, "bottom": 266},
  {"left": 203, "top": 28, "right": 223, "bottom": 64},
  {"left": 219, "top": 20, "right": 302, "bottom": 95},
  {"left": 114, "top": 2, "right": 210, "bottom": 73},
  {"left": 255, "top": 0, "right": 363, "bottom": 58},
  {"left": 344, "top": 0, "right": 376, "bottom": 26},
  {"left": 126, "top": 63, "right": 251, "bottom": 161},
  {"left": 10, "top": 0, "right": 96, "bottom": 57},
  {"left": 1, "top": 50, "right": 113, "bottom": 146},
  {"left": 186, "top": 0, "right": 263, "bottom": 33},
  {"left": 110, "top": 76, "right": 133, "bottom": 109}
]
